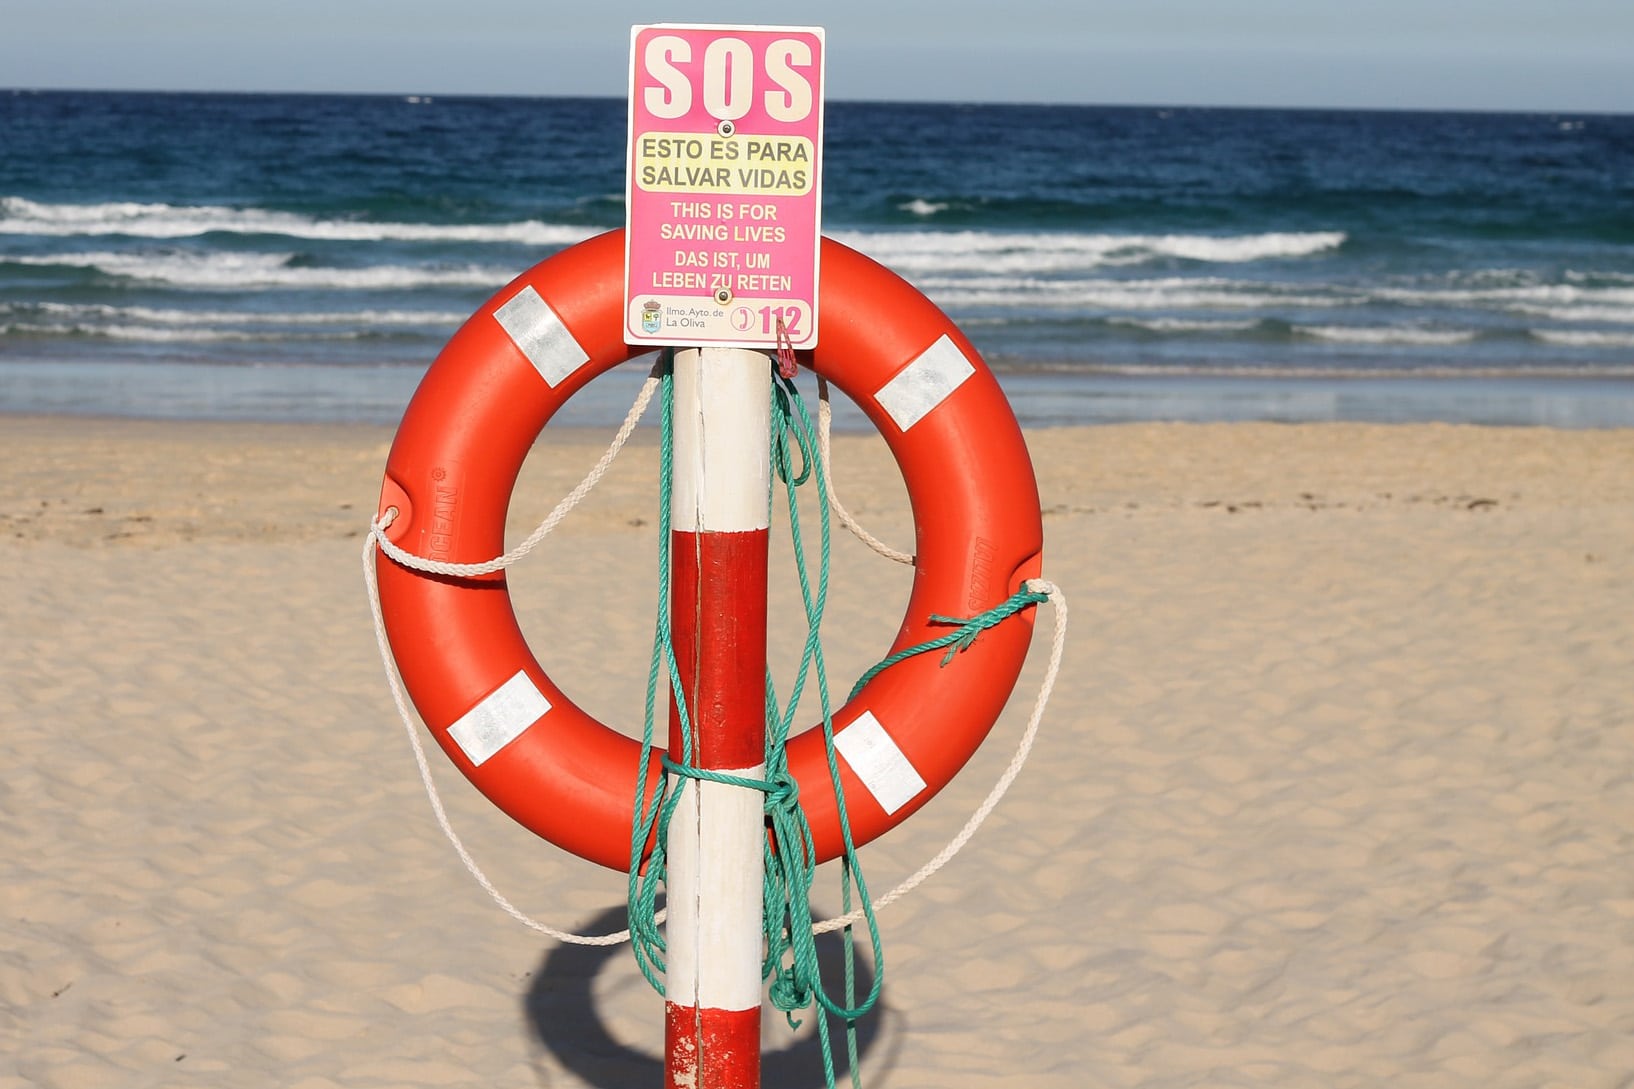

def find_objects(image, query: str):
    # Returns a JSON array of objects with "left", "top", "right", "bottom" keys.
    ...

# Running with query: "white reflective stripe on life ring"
[
  {"left": 874, "top": 333, "right": 976, "bottom": 432},
  {"left": 494, "top": 285, "right": 590, "bottom": 387}
]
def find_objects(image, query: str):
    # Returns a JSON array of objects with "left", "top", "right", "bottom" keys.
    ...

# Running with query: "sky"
[{"left": 3, "top": 0, "right": 1631, "bottom": 112}]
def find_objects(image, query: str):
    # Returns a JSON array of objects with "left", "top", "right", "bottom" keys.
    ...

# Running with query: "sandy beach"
[{"left": 4, "top": 413, "right": 1633, "bottom": 1088}]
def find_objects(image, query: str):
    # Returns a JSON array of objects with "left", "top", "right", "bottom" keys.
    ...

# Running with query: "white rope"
[
  {"left": 816, "top": 376, "right": 914, "bottom": 566},
  {"left": 362, "top": 366, "right": 1068, "bottom": 944},
  {"left": 372, "top": 374, "right": 661, "bottom": 580},
  {"left": 362, "top": 374, "right": 662, "bottom": 946},
  {"left": 811, "top": 578, "right": 1068, "bottom": 934},
  {"left": 806, "top": 378, "right": 1072, "bottom": 926}
]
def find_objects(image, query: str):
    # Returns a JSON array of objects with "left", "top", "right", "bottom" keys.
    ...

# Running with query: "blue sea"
[{"left": 3, "top": 90, "right": 1633, "bottom": 427}]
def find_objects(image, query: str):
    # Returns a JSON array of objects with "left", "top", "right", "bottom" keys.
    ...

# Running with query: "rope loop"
[
  {"left": 659, "top": 755, "right": 787, "bottom": 800},
  {"left": 771, "top": 376, "right": 816, "bottom": 487}
]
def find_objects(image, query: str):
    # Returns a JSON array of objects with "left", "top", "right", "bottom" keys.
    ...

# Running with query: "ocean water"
[{"left": 3, "top": 90, "right": 1632, "bottom": 426}]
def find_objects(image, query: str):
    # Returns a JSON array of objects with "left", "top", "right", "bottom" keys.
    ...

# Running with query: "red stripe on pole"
[
  {"left": 669, "top": 528, "right": 769, "bottom": 770},
  {"left": 665, "top": 1003, "right": 760, "bottom": 1089},
  {"left": 668, "top": 525, "right": 767, "bottom": 1089}
]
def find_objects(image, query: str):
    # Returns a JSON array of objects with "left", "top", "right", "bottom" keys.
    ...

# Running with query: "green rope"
[
  {"left": 624, "top": 354, "right": 1042, "bottom": 1089},
  {"left": 847, "top": 587, "right": 1052, "bottom": 703},
  {"left": 760, "top": 373, "right": 881, "bottom": 1089},
  {"left": 627, "top": 349, "right": 686, "bottom": 993}
]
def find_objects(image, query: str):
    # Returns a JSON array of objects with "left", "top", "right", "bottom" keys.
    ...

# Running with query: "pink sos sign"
[{"left": 624, "top": 25, "right": 825, "bottom": 349}]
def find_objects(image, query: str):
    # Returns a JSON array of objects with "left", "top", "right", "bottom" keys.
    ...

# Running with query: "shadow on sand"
[{"left": 523, "top": 902, "right": 902, "bottom": 1088}]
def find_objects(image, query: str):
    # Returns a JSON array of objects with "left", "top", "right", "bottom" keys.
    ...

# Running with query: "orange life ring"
[{"left": 374, "top": 228, "right": 1042, "bottom": 872}]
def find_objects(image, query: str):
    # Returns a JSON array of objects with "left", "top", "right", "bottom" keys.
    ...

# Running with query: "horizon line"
[{"left": 6, "top": 86, "right": 1631, "bottom": 119}]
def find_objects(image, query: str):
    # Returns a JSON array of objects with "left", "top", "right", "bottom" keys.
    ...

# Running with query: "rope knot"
[
  {"left": 768, "top": 969, "right": 814, "bottom": 1026},
  {"left": 848, "top": 586, "right": 1051, "bottom": 699},
  {"left": 926, "top": 613, "right": 984, "bottom": 663},
  {"left": 762, "top": 768, "right": 801, "bottom": 813},
  {"left": 774, "top": 314, "right": 799, "bottom": 379}
]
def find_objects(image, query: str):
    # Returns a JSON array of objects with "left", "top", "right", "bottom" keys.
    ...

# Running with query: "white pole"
[{"left": 664, "top": 345, "right": 772, "bottom": 1089}]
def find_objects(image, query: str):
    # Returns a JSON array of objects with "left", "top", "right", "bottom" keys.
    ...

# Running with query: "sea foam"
[
  {"left": 837, "top": 229, "right": 1347, "bottom": 275},
  {"left": 0, "top": 196, "right": 593, "bottom": 246},
  {"left": 8, "top": 250, "right": 510, "bottom": 290}
]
